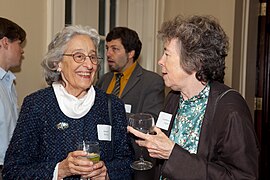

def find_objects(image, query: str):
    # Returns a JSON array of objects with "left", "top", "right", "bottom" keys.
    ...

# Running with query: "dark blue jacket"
[{"left": 3, "top": 87, "right": 134, "bottom": 180}]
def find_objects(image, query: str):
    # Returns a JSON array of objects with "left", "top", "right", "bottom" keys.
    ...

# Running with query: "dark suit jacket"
[
  {"left": 97, "top": 63, "right": 165, "bottom": 180},
  {"left": 155, "top": 81, "right": 259, "bottom": 180},
  {"left": 96, "top": 63, "right": 165, "bottom": 120}
]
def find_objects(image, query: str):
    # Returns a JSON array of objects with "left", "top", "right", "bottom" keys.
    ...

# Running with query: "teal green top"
[{"left": 169, "top": 84, "right": 210, "bottom": 154}]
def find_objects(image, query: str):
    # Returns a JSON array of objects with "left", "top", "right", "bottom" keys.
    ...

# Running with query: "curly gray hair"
[
  {"left": 41, "top": 25, "right": 100, "bottom": 85},
  {"left": 158, "top": 15, "right": 229, "bottom": 83}
]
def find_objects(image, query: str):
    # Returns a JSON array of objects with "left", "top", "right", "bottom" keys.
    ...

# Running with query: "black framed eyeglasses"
[{"left": 63, "top": 52, "right": 102, "bottom": 65}]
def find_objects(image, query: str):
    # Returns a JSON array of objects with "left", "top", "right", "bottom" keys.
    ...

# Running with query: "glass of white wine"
[
  {"left": 78, "top": 141, "right": 100, "bottom": 164},
  {"left": 128, "top": 113, "right": 155, "bottom": 170}
]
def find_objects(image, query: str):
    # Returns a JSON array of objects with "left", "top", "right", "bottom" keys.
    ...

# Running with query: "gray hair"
[
  {"left": 41, "top": 25, "right": 100, "bottom": 85},
  {"left": 158, "top": 15, "right": 229, "bottom": 83}
]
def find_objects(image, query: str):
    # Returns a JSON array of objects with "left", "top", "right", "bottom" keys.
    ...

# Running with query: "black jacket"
[{"left": 155, "top": 81, "right": 259, "bottom": 180}]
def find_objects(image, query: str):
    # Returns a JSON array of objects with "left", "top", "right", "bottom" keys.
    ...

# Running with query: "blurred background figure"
[
  {"left": 97, "top": 27, "right": 164, "bottom": 120},
  {"left": 97, "top": 27, "right": 165, "bottom": 180},
  {"left": 0, "top": 17, "right": 26, "bottom": 180},
  {"left": 128, "top": 15, "right": 260, "bottom": 180},
  {"left": 3, "top": 25, "right": 133, "bottom": 180}
]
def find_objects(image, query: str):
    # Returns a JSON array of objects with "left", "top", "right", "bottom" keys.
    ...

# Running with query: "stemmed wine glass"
[{"left": 128, "top": 113, "right": 155, "bottom": 170}]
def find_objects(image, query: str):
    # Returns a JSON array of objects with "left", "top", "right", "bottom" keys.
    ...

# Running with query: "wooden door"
[{"left": 254, "top": 1, "right": 270, "bottom": 179}]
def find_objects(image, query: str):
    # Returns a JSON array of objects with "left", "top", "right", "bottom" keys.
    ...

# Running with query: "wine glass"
[
  {"left": 128, "top": 113, "right": 155, "bottom": 170},
  {"left": 77, "top": 141, "right": 100, "bottom": 163}
]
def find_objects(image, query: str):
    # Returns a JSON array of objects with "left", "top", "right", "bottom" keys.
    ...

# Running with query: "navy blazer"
[{"left": 3, "top": 87, "right": 134, "bottom": 180}]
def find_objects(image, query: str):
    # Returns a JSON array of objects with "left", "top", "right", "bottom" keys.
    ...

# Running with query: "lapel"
[
  {"left": 196, "top": 87, "right": 216, "bottom": 155},
  {"left": 102, "top": 73, "right": 114, "bottom": 90},
  {"left": 120, "top": 63, "right": 143, "bottom": 99},
  {"left": 164, "top": 91, "right": 180, "bottom": 136},
  {"left": 197, "top": 81, "right": 227, "bottom": 155}
]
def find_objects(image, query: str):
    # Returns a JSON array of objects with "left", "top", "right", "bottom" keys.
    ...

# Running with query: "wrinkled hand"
[
  {"left": 58, "top": 150, "right": 108, "bottom": 180},
  {"left": 127, "top": 126, "right": 175, "bottom": 159},
  {"left": 80, "top": 160, "right": 108, "bottom": 180}
]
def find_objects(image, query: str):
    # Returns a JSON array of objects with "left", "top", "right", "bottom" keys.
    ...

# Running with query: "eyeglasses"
[{"left": 63, "top": 52, "right": 102, "bottom": 65}]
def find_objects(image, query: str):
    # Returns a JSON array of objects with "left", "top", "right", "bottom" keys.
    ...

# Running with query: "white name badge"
[
  {"left": 125, "top": 104, "right": 132, "bottom": 113},
  {"left": 97, "top": 124, "right": 112, "bottom": 141},
  {"left": 156, "top": 112, "right": 172, "bottom": 130}
]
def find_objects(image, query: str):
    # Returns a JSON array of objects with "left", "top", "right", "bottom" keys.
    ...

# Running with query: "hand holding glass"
[
  {"left": 128, "top": 113, "right": 155, "bottom": 170},
  {"left": 77, "top": 141, "right": 100, "bottom": 163}
]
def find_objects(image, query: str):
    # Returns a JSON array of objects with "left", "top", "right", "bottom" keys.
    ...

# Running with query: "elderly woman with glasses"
[{"left": 3, "top": 25, "right": 134, "bottom": 180}]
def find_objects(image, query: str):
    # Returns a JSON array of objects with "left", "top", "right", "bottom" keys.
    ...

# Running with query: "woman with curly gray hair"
[
  {"left": 3, "top": 25, "right": 134, "bottom": 180},
  {"left": 128, "top": 15, "right": 259, "bottom": 179}
]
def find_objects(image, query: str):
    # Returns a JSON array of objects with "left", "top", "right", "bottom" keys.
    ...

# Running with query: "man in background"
[
  {"left": 0, "top": 17, "right": 26, "bottom": 179},
  {"left": 96, "top": 27, "right": 165, "bottom": 180}
]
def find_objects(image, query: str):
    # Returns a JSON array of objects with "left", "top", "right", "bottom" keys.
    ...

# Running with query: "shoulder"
[
  {"left": 98, "top": 72, "right": 114, "bottom": 81},
  {"left": 209, "top": 81, "right": 243, "bottom": 104},
  {"left": 94, "top": 87, "right": 124, "bottom": 107},
  {"left": 136, "top": 65, "right": 163, "bottom": 81},
  {"left": 19, "top": 87, "right": 56, "bottom": 117},
  {"left": 209, "top": 81, "right": 231, "bottom": 95},
  {"left": 94, "top": 88, "right": 126, "bottom": 122},
  {"left": 25, "top": 87, "right": 53, "bottom": 99},
  {"left": 96, "top": 72, "right": 114, "bottom": 88},
  {"left": 143, "top": 69, "right": 162, "bottom": 79},
  {"left": 209, "top": 81, "right": 251, "bottom": 119},
  {"left": 22, "top": 87, "right": 54, "bottom": 105}
]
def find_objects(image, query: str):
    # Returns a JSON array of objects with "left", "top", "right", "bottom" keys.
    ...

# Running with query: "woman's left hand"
[
  {"left": 80, "top": 160, "right": 109, "bottom": 180},
  {"left": 127, "top": 126, "right": 175, "bottom": 159},
  {"left": 58, "top": 150, "right": 109, "bottom": 180}
]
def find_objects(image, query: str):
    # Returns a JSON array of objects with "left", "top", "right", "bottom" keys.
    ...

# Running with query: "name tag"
[
  {"left": 97, "top": 124, "right": 112, "bottom": 141},
  {"left": 125, "top": 104, "right": 132, "bottom": 113},
  {"left": 156, "top": 112, "right": 172, "bottom": 130}
]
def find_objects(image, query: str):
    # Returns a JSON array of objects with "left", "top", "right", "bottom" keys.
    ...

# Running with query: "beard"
[{"left": 108, "top": 63, "right": 120, "bottom": 72}]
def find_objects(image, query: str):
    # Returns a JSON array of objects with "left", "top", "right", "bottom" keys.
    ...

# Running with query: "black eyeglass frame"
[{"left": 63, "top": 52, "right": 103, "bottom": 65}]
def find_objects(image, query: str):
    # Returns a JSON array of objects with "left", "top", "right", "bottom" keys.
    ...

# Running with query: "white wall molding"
[
  {"left": 46, "top": 0, "right": 65, "bottom": 46},
  {"left": 116, "top": 0, "right": 164, "bottom": 73},
  {"left": 239, "top": 0, "right": 250, "bottom": 97}
]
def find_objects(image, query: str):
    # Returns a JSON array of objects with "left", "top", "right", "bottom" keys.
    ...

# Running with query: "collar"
[
  {"left": 0, "top": 67, "right": 15, "bottom": 81},
  {"left": 115, "top": 61, "right": 137, "bottom": 78},
  {"left": 180, "top": 83, "right": 210, "bottom": 104},
  {"left": 52, "top": 82, "right": 96, "bottom": 119}
]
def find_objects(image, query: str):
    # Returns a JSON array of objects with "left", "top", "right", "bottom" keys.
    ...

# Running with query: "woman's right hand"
[{"left": 127, "top": 126, "right": 175, "bottom": 159}]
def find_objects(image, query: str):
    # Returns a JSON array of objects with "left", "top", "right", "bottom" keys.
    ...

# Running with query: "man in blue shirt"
[{"left": 0, "top": 17, "right": 26, "bottom": 179}]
